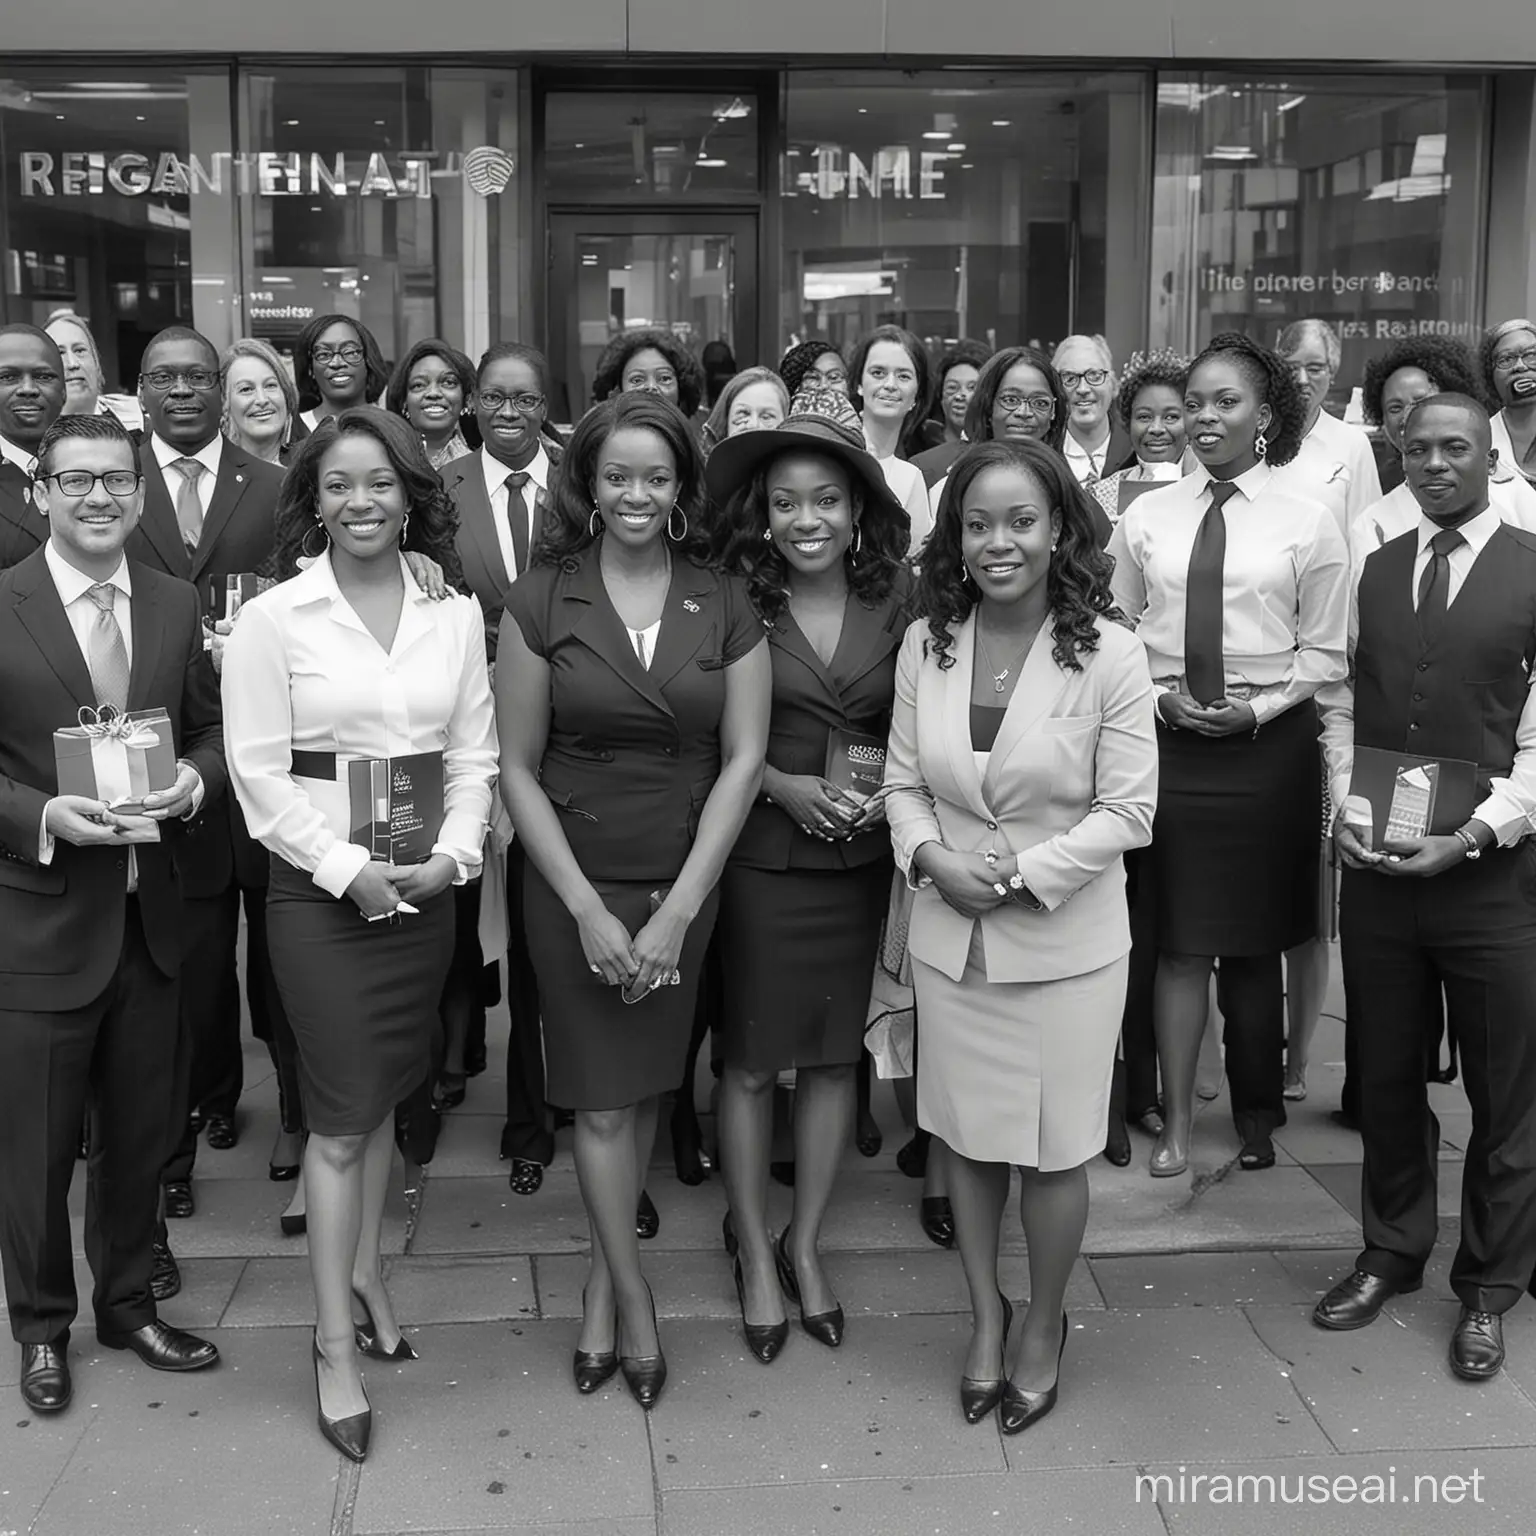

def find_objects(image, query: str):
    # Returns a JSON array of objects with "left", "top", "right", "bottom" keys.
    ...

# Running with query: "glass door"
[{"left": 547, "top": 211, "right": 758, "bottom": 424}]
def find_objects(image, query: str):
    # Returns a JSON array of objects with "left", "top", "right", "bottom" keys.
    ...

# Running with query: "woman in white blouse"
[
  {"left": 1108, "top": 335, "right": 1349, "bottom": 1179},
  {"left": 848, "top": 325, "right": 934, "bottom": 546},
  {"left": 223, "top": 407, "right": 497, "bottom": 1464}
]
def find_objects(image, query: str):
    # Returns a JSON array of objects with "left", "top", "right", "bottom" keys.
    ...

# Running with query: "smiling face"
[
  {"left": 1129, "top": 382, "right": 1186, "bottom": 463},
  {"left": 807, "top": 351, "right": 849, "bottom": 395},
  {"left": 476, "top": 355, "right": 546, "bottom": 470},
  {"left": 139, "top": 335, "right": 222, "bottom": 453},
  {"left": 46, "top": 318, "right": 101, "bottom": 412},
  {"left": 34, "top": 434, "right": 143, "bottom": 573},
  {"left": 621, "top": 347, "right": 679, "bottom": 405},
  {"left": 1282, "top": 330, "right": 1333, "bottom": 421},
  {"left": 1402, "top": 401, "right": 1493, "bottom": 525},
  {"left": 1054, "top": 340, "right": 1113, "bottom": 442},
  {"left": 311, "top": 321, "right": 368, "bottom": 408},
  {"left": 1490, "top": 326, "right": 1536, "bottom": 409},
  {"left": 315, "top": 431, "right": 407, "bottom": 564},
  {"left": 403, "top": 352, "right": 466, "bottom": 443},
  {"left": 592, "top": 425, "right": 677, "bottom": 552},
  {"left": 989, "top": 361, "right": 1055, "bottom": 443},
  {"left": 765, "top": 451, "right": 857, "bottom": 580},
  {"left": 859, "top": 340, "right": 919, "bottom": 426},
  {"left": 727, "top": 380, "right": 785, "bottom": 437},
  {"left": 1380, "top": 365, "right": 1438, "bottom": 453},
  {"left": 0, "top": 332, "right": 67, "bottom": 451},
  {"left": 225, "top": 355, "right": 289, "bottom": 449},
  {"left": 940, "top": 363, "right": 980, "bottom": 436},
  {"left": 1184, "top": 357, "right": 1272, "bottom": 478},
  {"left": 959, "top": 462, "right": 1060, "bottom": 609}
]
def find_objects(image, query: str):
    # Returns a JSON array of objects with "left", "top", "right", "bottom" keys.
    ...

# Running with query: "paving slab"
[
  {"left": 387, "top": 1256, "right": 539, "bottom": 1325},
  {"left": 663, "top": 1468, "right": 1168, "bottom": 1535},
  {"left": 348, "top": 1321, "right": 654, "bottom": 1533},
  {"left": 364, "top": 1526, "right": 653, "bottom": 1536},
  {"left": 0, "top": 1405, "right": 92, "bottom": 1533},
  {"left": 1306, "top": 1162, "right": 1464, "bottom": 1227},
  {"left": 1089, "top": 1251, "right": 1315, "bottom": 1309},
  {"left": 1243, "top": 1304, "right": 1536, "bottom": 1452}
]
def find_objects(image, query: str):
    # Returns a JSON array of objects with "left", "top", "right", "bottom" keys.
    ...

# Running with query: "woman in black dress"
[
  {"left": 707, "top": 389, "right": 912, "bottom": 1361},
  {"left": 496, "top": 394, "right": 770, "bottom": 1408}
]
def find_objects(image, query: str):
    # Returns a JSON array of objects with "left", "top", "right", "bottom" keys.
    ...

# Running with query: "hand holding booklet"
[
  {"left": 824, "top": 727, "right": 888, "bottom": 804},
  {"left": 1346, "top": 746, "right": 1477, "bottom": 851}
]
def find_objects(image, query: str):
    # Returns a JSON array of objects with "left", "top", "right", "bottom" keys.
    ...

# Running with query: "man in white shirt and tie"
[
  {"left": 0, "top": 413, "right": 226, "bottom": 1414},
  {"left": 0, "top": 324, "right": 67, "bottom": 570}
]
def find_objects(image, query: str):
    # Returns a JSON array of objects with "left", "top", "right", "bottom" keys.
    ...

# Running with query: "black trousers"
[
  {"left": 1213, "top": 955, "right": 1287, "bottom": 1146},
  {"left": 1342, "top": 848, "right": 1536, "bottom": 1314},
  {"left": 502, "top": 842, "right": 553, "bottom": 1164},
  {"left": 1111, "top": 848, "right": 1160, "bottom": 1122},
  {"left": 0, "top": 899, "right": 178, "bottom": 1343}
]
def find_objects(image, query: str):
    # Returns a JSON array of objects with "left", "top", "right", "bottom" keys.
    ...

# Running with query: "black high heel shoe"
[
  {"left": 312, "top": 1334, "right": 371, "bottom": 1463},
  {"left": 636, "top": 1190, "right": 660, "bottom": 1241},
  {"left": 920, "top": 1197, "right": 956, "bottom": 1249},
  {"left": 774, "top": 1229, "right": 844, "bottom": 1349},
  {"left": 353, "top": 1288, "right": 418, "bottom": 1361},
  {"left": 572, "top": 1287, "right": 619, "bottom": 1395},
  {"left": 733, "top": 1257, "right": 789, "bottom": 1364},
  {"left": 1000, "top": 1311, "right": 1068, "bottom": 1436},
  {"left": 960, "top": 1291, "right": 1013, "bottom": 1425},
  {"left": 722, "top": 1211, "right": 738, "bottom": 1259},
  {"left": 671, "top": 1101, "right": 708, "bottom": 1186},
  {"left": 618, "top": 1284, "right": 667, "bottom": 1410}
]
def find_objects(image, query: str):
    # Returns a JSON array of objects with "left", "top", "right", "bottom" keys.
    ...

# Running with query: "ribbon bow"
[{"left": 75, "top": 705, "right": 160, "bottom": 749}]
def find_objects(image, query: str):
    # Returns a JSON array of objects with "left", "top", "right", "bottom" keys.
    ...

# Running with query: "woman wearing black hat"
[{"left": 708, "top": 389, "right": 913, "bottom": 1360}]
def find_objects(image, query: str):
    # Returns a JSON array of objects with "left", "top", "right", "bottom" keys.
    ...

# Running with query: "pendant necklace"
[{"left": 976, "top": 616, "right": 1042, "bottom": 695}]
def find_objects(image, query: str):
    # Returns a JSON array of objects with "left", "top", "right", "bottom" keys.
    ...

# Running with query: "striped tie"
[{"left": 85, "top": 583, "right": 130, "bottom": 714}]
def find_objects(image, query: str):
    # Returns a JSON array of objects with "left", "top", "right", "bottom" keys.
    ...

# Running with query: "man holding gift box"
[
  {"left": 0, "top": 413, "right": 226, "bottom": 1414},
  {"left": 0, "top": 323, "right": 67, "bottom": 571}
]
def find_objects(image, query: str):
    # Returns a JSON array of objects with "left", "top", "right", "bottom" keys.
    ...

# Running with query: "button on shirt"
[
  {"left": 1320, "top": 505, "right": 1536, "bottom": 842},
  {"left": 480, "top": 443, "right": 548, "bottom": 585},
  {"left": 150, "top": 432, "right": 221, "bottom": 522},
  {"left": 1107, "top": 461, "right": 1350, "bottom": 724}
]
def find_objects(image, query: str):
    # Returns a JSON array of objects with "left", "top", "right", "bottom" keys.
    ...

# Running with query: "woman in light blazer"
[{"left": 885, "top": 438, "right": 1157, "bottom": 1436}]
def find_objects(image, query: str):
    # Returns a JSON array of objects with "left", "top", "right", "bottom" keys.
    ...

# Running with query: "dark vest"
[{"left": 1355, "top": 523, "right": 1536, "bottom": 801}]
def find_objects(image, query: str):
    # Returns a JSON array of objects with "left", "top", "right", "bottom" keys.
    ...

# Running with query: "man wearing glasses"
[
  {"left": 0, "top": 414, "right": 225, "bottom": 1413},
  {"left": 1483, "top": 319, "right": 1536, "bottom": 489},
  {"left": 0, "top": 324, "right": 68, "bottom": 570},
  {"left": 1052, "top": 335, "right": 1132, "bottom": 488}
]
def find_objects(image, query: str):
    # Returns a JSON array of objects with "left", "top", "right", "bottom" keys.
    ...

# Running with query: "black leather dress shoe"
[
  {"left": 1103, "top": 1112, "right": 1132, "bottom": 1167},
  {"left": 635, "top": 1189, "right": 660, "bottom": 1241},
  {"left": 203, "top": 1114, "right": 238, "bottom": 1151},
  {"left": 97, "top": 1321, "right": 219, "bottom": 1372},
  {"left": 1449, "top": 1308, "right": 1504, "bottom": 1380},
  {"left": 150, "top": 1239, "right": 182, "bottom": 1302},
  {"left": 1312, "top": 1269, "right": 1420, "bottom": 1331},
  {"left": 20, "top": 1342, "right": 71, "bottom": 1414},
  {"left": 163, "top": 1181, "right": 194, "bottom": 1220}
]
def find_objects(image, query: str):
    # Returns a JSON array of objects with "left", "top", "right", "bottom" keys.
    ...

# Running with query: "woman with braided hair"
[
  {"left": 1107, "top": 333, "right": 1350, "bottom": 1178},
  {"left": 1090, "top": 349, "right": 1191, "bottom": 526}
]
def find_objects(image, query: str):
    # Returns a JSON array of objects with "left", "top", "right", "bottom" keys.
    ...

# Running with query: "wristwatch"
[{"left": 1453, "top": 826, "right": 1482, "bottom": 861}]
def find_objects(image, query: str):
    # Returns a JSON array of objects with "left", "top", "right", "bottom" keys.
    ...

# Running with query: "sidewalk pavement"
[{"left": 3, "top": 953, "right": 1533, "bottom": 1536}]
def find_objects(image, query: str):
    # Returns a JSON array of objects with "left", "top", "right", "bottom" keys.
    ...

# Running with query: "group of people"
[{"left": 2, "top": 302, "right": 1535, "bottom": 1464}]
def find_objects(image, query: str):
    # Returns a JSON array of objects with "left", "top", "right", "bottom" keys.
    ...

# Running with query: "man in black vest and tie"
[
  {"left": 1316, "top": 394, "right": 1536, "bottom": 1380},
  {"left": 0, "top": 414, "right": 225, "bottom": 1412},
  {"left": 0, "top": 324, "right": 67, "bottom": 570}
]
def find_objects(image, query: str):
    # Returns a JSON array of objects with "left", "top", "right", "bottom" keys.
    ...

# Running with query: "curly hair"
[
  {"left": 1359, "top": 337, "right": 1486, "bottom": 426},
  {"left": 699, "top": 367, "right": 790, "bottom": 456},
  {"left": 590, "top": 329, "right": 705, "bottom": 419},
  {"left": 292, "top": 315, "right": 390, "bottom": 413},
  {"left": 962, "top": 346, "right": 1070, "bottom": 454},
  {"left": 916, "top": 439, "right": 1118, "bottom": 675},
  {"left": 268, "top": 406, "right": 463, "bottom": 584},
  {"left": 1478, "top": 319, "right": 1536, "bottom": 400},
  {"left": 847, "top": 325, "right": 933, "bottom": 459},
  {"left": 714, "top": 450, "right": 910, "bottom": 628},
  {"left": 535, "top": 393, "right": 711, "bottom": 569},
  {"left": 384, "top": 337, "right": 481, "bottom": 451},
  {"left": 1186, "top": 332, "right": 1308, "bottom": 466},
  {"left": 1114, "top": 348, "right": 1191, "bottom": 432},
  {"left": 778, "top": 339, "right": 845, "bottom": 399}
]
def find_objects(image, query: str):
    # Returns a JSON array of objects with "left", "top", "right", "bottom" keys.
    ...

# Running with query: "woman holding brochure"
[{"left": 222, "top": 406, "right": 497, "bottom": 1465}]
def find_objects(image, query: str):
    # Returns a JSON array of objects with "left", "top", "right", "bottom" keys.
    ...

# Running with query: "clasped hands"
[
  {"left": 1157, "top": 692, "right": 1257, "bottom": 737},
  {"left": 914, "top": 843, "right": 1022, "bottom": 919},
  {"left": 46, "top": 761, "right": 202, "bottom": 847},
  {"left": 345, "top": 853, "right": 458, "bottom": 919},
  {"left": 767, "top": 772, "right": 887, "bottom": 841},
  {"left": 576, "top": 895, "right": 688, "bottom": 998}
]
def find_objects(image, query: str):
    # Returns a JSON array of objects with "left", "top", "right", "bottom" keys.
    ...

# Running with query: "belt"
[{"left": 291, "top": 749, "right": 341, "bottom": 781}]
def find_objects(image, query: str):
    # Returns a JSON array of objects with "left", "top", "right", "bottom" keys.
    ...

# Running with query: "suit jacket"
[
  {"left": 449, "top": 446, "right": 560, "bottom": 663},
  {"left": 0, "top": 547, "right": 226, "bottom": 1012},
  {"left": 884, "top": 612, "right": 1157, "bottom": 984},
  {"left": 0, "top": 459, "right": 45, "bottom": 572},
  {"left": 731, "top": 584, "right": 908, "bottom": 872}
]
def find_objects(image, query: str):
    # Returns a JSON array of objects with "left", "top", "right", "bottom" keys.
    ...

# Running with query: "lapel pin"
[{"left": 683, "top": 598, "right": 700, "bottom": 613}]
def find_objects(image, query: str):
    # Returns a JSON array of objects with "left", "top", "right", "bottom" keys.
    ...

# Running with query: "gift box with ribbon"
[{"left": 54, "top": 706, "right": 176, "bottom": 812}]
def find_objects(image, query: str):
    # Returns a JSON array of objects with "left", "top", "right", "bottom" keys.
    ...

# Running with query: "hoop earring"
[
  {"left": 961, "top": 563, "right": 975, "bottom": 587},
  {"left": 848, "top": 524, "right": 864, "bottom": 561},
  {"left": 667, "top": 506, "right": 688, "bottom": 542},
  {"left": 589, "top": 508, "right": 602, "bottom": 539},
  {"left": 300, "top": 518, "right": 329, "bottom": 559},
  {"left": 1254, "top": 429, "right": 1269, "bottom": 461}
]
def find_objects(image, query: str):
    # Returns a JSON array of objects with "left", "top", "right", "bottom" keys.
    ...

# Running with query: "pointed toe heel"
[
  {"left": 619, "top": 1284, "right": 667, "bottom": 1410},
  {"left": 352, "top": 1289, "right": 417, "bottom": 1361},
  {"left": 572, "top": 1349, "right": 620, "bottom": 1394},
  {"left": 774, "top": 1230, "right": 844, "bottom": 1349},
  {"left": 734, "top": 1258, "right": 789, "bottom": 1364},
  {"left": 1000, "top": 1311, "right": 1067, "bottom": 1437},
  {"left": 312, "top": 1336, "right": 371, "bottom": 1464},
  {"left": 959, "top": 1291, "right": 1012, "bottom": 1425}
]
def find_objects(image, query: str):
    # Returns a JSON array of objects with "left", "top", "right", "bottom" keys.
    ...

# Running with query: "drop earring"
[
  {"left": 589, "top": 508, "right": 602, "bottom": 538},
  {"left": 301, "top": 518, "right": 329, "bottom": 559},
  {"left": 1254, "top": 429, "right": 1269, "bottom": 460}
]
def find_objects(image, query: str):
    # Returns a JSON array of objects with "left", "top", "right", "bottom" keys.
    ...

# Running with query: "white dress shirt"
[
  {"left": 150, "top": 432, "right": 222, "bottom": 519},
  {"left": 1107, "top": 461, "right": 1350, "bottom": 724},
  {"left": 1347, "top": 476, "right": 1536, "bottom": 577},
  {"left": 1, "top": 432, "right": 38, "bottom": 478},
  {"left": 480, "top": 443, "right": 549, "bottom": 584},
  {"left": 1491, "top": 410, "right": 1536, "bottom": 487},
  {"left": 876, "top": 454, "right": 933, "bottom": 549},
  {"left": 1321, "top": 505, "right": 1536, "bottom": 843},
  {"left": 1063, "top": 426, "right": 1113, "bottom": 486},
  {"left": 221, "top": 551, "right": 497, "bottom": 899},
  {"left": 1278, "top": 410, "right": 1383, "bottom": 535}
]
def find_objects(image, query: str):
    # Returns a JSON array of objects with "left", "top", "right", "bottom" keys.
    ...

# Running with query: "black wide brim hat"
[{"left": 705, "top": 387, "right": 910, "bottom": 533}]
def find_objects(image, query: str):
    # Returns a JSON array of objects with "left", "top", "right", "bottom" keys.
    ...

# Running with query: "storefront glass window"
[
  {"left": 1151, "top": 73, "right": 1487, "bottom": 399},
  {"left": 780, "top": 72, "right": 1148, "bottom": 367}
]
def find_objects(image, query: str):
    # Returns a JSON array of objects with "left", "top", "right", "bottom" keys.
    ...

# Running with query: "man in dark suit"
[
  {"left": 0, "top": 414, "right": 225, "bottom": 1412},
  {"left": 128, "top": 326, "right": 286, "bottom": 1253},
  {"left": 0, "top": 324, "right": 67, "bottom": 570},
  {"left": 1316, "top": 394, "right": 1536, "bottom": 1381}
]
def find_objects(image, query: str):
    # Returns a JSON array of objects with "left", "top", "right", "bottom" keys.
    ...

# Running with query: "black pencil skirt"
[{"left": 1149, "top": 698, "right": 1321, "bottom": 957}]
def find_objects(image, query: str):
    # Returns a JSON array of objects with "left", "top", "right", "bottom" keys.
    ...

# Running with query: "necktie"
[
  {"left": 1416, "top": 526, "right": 1466, "bottom": 644},
  {"left": 1184, "top": 480, "right": 1239, "bottom": 706},
  {"left": 506, "top": 471, "right": 533, "bottom": 576},
  {"left": 85, "top": 583, "right": 130, "bottom": 714},
  {"left": 172, "top": 458, "right": 206, "bottom": 549}
]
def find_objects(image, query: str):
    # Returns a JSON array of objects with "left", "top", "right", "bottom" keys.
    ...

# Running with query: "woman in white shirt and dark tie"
[
  {"left": 1108, "top": 334, "right": 1350, "bottom": 1178},
  {"left": 222, "top": 406, "right": 497, "bottom": 1463}
]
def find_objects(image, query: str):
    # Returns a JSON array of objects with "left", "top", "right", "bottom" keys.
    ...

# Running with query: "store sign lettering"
[
  {"left": 794, "top": 146, "right": 949, "bottom": 201},
  {"left": 18, "top": 147, "right": 515, "bottom": 200}
]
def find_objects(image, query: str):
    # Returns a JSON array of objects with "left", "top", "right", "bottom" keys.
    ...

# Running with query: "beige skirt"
[{"left": 913, "top": 930, "right": 1127, "bottom": 1172}]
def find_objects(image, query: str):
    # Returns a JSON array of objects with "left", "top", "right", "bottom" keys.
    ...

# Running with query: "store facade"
[{"left": 2, "top": 28, "right": 1530, "bottom": 415}]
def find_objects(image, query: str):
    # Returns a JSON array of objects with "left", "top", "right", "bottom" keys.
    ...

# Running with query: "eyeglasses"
[
  {"left": 311, "top": 343, "right": 366, "bottom": 366},
  {"left": 141, "top": 368, "right": 219, "bottom": 392},
  {"left": 45, "top": 470, "right": 142, "bottom": 497},
  {"left": 1493, "top": 347, "right": 1536, "bottom": 373},
  {"left": 995, "top": 391, "right": 1056, "bottom": 417},
  {"left": 1058, "top": 369, "right": 1109, "bottom": 389},
  {"left": 479, "top": 390, "right": 545, "bottom": 415}
]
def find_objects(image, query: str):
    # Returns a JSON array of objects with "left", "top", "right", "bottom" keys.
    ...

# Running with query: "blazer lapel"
[
  {"left": 190, "top": 444, "right": 253, "bottom": 582},
  {"left": 983, "top": 618, "right": 1069, "bottom": 800},
  {"left": 647, "top": 562, "right": 719, "bottom": 697},
  {"left": 565, "top": 548, "right": 676, "bottom": 718},
  {"left": 0, "top": 464, "right": 43, "bottom": 547},
  {"left": 831, "top": 590, "right": 902, "bottom": 695},
  {"left": 127, "top": 571, "right": 165, "bottom": 711},
  {"left": 12, "top": 552, "right": 97, "bottom": 710},
  {"left": 775, "top": 606, "right": 844, "bottom": 715},
  {"left": 137, "top": 458, "right": 192, "bottom": 578},
  {"left": 453, "top": 458, "right": 511, "bottom": 595},
  {"left": 940, "top": 611, "right": 994, "bottom": 822}
]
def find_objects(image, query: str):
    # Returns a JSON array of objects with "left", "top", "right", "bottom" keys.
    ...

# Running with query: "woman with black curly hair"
[
  {"left": 1108, "top": 334, "right": 1349, "bottom": 1179},
  {"left": 222, "top": 406, "right": 497, "bottom": 1462},
  {"left": 885, "top": 438, "right": 1157, "bottom": 1432},
  {"left": 1359, "top": 336, "right": 1487, "bottom": 497},
  {"left": 590, "top": 328, "right": 706, "bottom": 421},
  {"left": 385, "top": 338, "right": 479, "bottom": 470},
  {"left": 292, "top": 314, "right": 391, "bottom": 439},
  {"left": 1090, "top": 348, "right": 1191, "bottom": 525},
  {"left": 704, "top": 388, "right": 912, "bottom": 1363},
  {"left": 496, "top": 394, "right": 769, "bottom": 1409},
  {"left": 778, "top": 339, "right": 849, "bottom": 400},
  {"left": 1480, "top": 319, "right": 1536, "bottom": 489},
  {"left": 920, "top": 339, "right": 993, "bottom": 451}
]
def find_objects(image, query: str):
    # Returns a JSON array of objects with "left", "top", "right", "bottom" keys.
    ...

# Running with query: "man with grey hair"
[{"left": 1052, "top": 334, "right": 1132, "bottom": 487}]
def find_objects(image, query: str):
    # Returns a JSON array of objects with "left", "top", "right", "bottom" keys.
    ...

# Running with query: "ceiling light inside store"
[
  {"left": 697, "top": 158, "right": 727, "bottom": 168},
  {"left": 1278, "top": 96, "right": 1306, "bottom": 113},
  {"left": 1208, "top": 145, "right": 1258, "bottom": 161},
  {"left": 947, "top": 142, "right": 966, "bottom": 152},
  {"left": 991, "top": 120, "right": 1011, "bottom": 127},
  {"left": 922, "top": 130, "right": 949, "bottom": 141}
]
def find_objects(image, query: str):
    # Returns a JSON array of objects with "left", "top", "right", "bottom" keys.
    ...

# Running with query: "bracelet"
[{"left": 1453, "top": 826, "right": 1482, "bottom": 861}]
